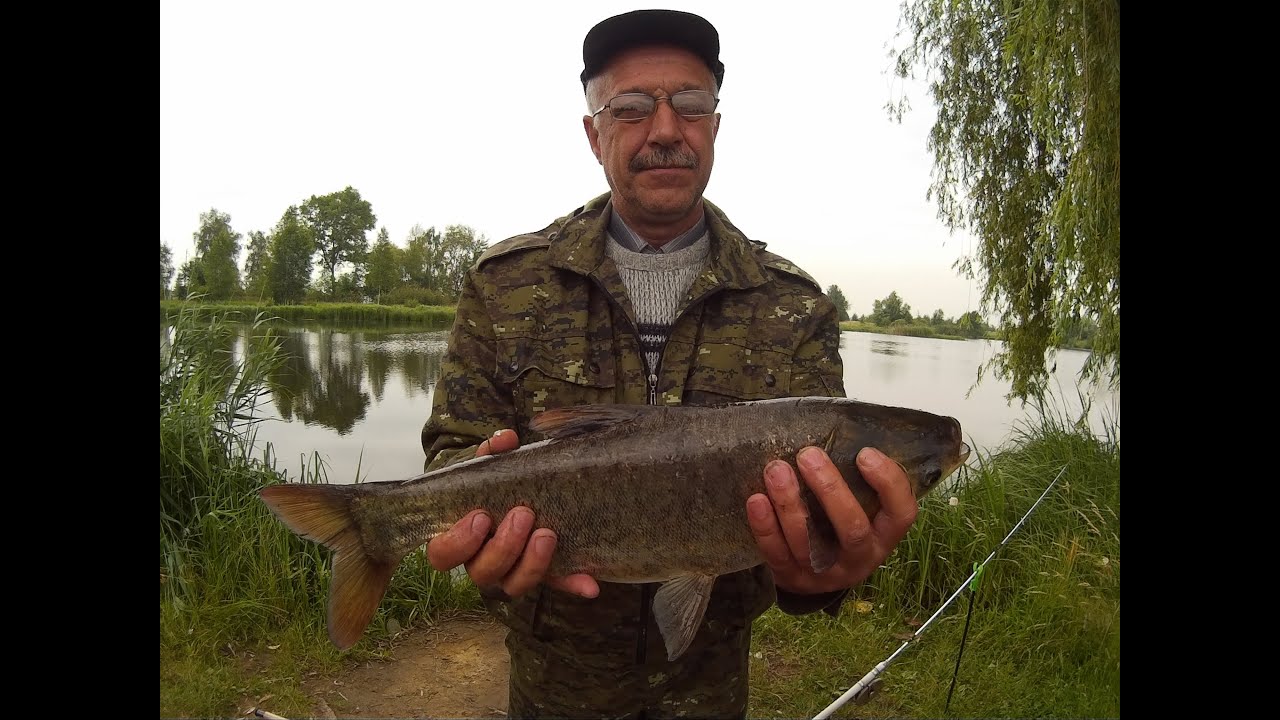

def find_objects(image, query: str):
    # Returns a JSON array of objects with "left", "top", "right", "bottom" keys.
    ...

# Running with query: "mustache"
[{"left": 630, "top": 148, "right": 698, "bottom": 172}]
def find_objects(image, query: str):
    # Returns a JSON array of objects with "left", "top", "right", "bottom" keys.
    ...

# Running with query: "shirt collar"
[{"left": 607, "top": 202, "right": 708, "bottom": 254}]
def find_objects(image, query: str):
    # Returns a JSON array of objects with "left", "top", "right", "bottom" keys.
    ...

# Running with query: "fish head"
[{"left": 824, "top": 399, "right": 971, "bottom": 501}]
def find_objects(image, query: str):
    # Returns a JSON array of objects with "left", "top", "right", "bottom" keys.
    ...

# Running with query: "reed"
[{"left": 159, "top": 302, "right": 477, "bottom": 718}]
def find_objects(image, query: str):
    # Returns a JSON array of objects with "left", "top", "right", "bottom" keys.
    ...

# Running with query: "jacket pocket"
[
  {"left": 684, "top": 341, "right": 794, "bottom": 404},
  {"left": 495, "top": 332, "right": 616, "bottom": 436}
]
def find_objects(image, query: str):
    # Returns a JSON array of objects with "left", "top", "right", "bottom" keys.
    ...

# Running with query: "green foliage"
[
  {"left": 402, "top": 224, "right": 442, "bottom": 289},
  {"left": 161, "top": 242, "right": 175, "bottom": 299},
  {"left": 957, "top": 310, "right": 989, "bottom": 338},
  {"left": 891, "top": 0, "right": 1120, "bottom": 402},
  {"left": 439, "top": 225, "right": 490, "bottom": 298},
  {"left": 384, "top": 284, "right": 454, "bottom": 308},
  {"left": 869, "top": 291, "right": 913, "bottom": 325},
  {"left": 300, "top": 186, "right": 376, "bottom": 291},
  {"left": 400, "top": 223, "right": 489, "bottom": 302},
  {"left": 242, "top": 230, "right": 271, "bottom": 302},
  {"left": 825, "top": 285, "right": 851, "bottom": 322},
  {"left": 268, "top": 207, "right": 315, "bottom": 305},
  {"left": 328, "top": 271, "right": 366, "bottom": 303},
  {"left": 365, "top": 227, "right": 404, "bottom": 301},
  {"left": 191, "top": 209, "right": 243, "bottom": 300}
]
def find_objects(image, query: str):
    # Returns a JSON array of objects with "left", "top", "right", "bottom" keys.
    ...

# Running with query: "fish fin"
[
  {"left": 259, "top": 484, "right": 396, "bottom": 650},
  {"left": 805, "top": 510, "right": 840, "bottom": 574},
  {"left": 529, "top": 404, "right": 661, "bottom": 439},
  {"left": 653, "top": 573, "right": 716, "bottom": 661}
]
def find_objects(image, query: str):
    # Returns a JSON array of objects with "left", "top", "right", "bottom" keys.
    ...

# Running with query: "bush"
[{"left": 385, "top": 285, "right": 453, "bottom": 307}]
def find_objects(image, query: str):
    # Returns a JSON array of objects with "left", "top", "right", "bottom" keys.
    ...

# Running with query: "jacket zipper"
[
  {"left": 585, "top": 274, "right": 659, "bottom": 664},
  {"left": 586, "top": 271, "right": 724, "bottom": 667}
]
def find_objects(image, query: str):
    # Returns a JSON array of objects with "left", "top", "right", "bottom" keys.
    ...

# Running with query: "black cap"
[{"left": 580, "top": 9, "right": 725, "bottom": 90}]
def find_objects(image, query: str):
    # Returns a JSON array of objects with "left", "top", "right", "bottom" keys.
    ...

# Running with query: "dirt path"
[{"left": 297, "top": 615, "right": 511, "bottom": 719}]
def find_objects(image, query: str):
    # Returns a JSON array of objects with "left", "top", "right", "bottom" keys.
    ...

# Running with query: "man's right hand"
[{"left": 425, "top": 429, "right": 600, "bottom": 600}]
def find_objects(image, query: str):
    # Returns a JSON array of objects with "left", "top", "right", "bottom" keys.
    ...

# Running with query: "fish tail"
[{"left": 259, "top": 483, "right": 397, "bottom": 650}]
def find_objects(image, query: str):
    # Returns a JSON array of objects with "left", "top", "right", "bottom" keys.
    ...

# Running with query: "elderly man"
[{"left": 422, "top": 9, "right": 919, "bottom": 718}]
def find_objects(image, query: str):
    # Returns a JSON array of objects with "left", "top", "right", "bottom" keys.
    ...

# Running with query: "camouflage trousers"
[{"left": 504, "top": 623, "right": 752, "bottom": 719}]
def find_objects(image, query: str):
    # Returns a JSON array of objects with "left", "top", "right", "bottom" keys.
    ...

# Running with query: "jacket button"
[
  {"left": 510, "top": 361, "right": 519, "bottom": 373},
  {"left": 764, "top": 373, "right": 776, "bottom": 387},
  {"left": 589, "top": 362, "right": 600, "bottom": 374}
]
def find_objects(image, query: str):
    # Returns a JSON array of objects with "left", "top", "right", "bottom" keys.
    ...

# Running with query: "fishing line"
[
  {"left": 944, "top": 562, "right": 983, "bottom": 713},
  {"left": 812, "top": 464, "right": 1068, "bottom": 720}
]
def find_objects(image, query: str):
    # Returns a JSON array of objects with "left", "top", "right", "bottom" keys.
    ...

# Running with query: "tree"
[
  {"left": 300, "top": 186, "right": 376, "bottom": 293},
  {"left": 242, "top": 230, "right": 271, "bottom": 301},
  {"left": 892, "top": 0, "right": 1120, "bottom": 401},
  {"left": 825, "top": 285, "right": 851, "bottom": 322},
  {"left": 958, "top": 310, "right": 988, "bottom": 339},
  {"left": 930, "top": 309, "right": 945, "bottom": 326},
  {"left": 869, "top": 291, "right": 913, "bottom": 326},
  {"left": 365, "top": 227, "right": 404, "bottom": 301},
  {"left": 269, "top": 206, "right": 315, "bottom": 305},
  {"left": 174, "top": 259, "right": 201, "bottom": 300},
  {"left": 160, "top": 242, "right": 175, "bottom": 299},
  {"left": 191, "top": 209, "right": 242, "bottom": 300},
  {"left": 438, "top": 225, "right": 490, "bottom": 300},
  {"left": 403, "top": 224, "right": 443, "bottom": 290}
]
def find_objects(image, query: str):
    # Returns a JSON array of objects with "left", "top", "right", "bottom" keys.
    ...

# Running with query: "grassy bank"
[
  {"left": 160, "top": 299, "right": 456, "bottom": 328},
  {"left": 160, "top": 308, "right": 1119, "bottom": 718},
  {"left": 160, "top": 304, "right": 480, "bottom": 717}
]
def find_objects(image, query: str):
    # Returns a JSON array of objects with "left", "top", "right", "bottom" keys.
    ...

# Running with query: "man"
[{"left": 421, "top": 9, "right": 919, "bottom": 718}]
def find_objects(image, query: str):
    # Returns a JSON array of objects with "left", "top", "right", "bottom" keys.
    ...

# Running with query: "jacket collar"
[{"left": 547, "top": 192, "right": 772, "bottom": 290}]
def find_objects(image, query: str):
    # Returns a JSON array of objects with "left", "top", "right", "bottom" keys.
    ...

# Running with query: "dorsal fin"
[{"left": 528, "top": 404, "right": 661, "bottom": 439}]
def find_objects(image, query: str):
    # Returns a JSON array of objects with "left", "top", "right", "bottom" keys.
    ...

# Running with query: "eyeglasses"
[{"left": 591, "top": 90, "right": 719, "bottom": 122}]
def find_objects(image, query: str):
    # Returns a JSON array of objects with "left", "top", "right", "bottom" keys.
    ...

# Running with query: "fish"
[{"left": 259, "top": 396, "right": 969, "bottom": 660}]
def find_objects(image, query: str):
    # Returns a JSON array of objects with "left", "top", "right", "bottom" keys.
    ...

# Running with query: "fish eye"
[{"left": 925, "top": 468, "right": 942, "bottom": 486}]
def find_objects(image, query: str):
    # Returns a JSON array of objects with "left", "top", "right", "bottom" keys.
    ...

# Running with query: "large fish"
[{"left": 259, "top": 397, "right": 969, "bottom": 660}]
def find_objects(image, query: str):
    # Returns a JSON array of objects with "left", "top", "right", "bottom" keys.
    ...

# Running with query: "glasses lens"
[
  {"left": 671, "top": 91, "right": 717, "bottom": 117},
  {"left": 609, "top": 94, "right": 656, "bottom": 120}
]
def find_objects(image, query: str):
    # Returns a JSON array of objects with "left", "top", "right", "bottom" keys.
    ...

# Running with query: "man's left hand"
[{"left": 745, "top": 446, "right": 918, "bottom": 595}]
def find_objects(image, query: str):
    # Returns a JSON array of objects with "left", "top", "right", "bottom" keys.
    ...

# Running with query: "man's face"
[{"left": 583, "top": 45, "right": 720, "bottom": 234}]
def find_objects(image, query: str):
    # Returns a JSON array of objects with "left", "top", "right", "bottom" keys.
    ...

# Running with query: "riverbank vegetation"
[
  {"left": 160, "top": 307, "right": 1119, "bottom": 718},
  {"left": 161, "top": 294, "right": 1100, "bottom": 350}
]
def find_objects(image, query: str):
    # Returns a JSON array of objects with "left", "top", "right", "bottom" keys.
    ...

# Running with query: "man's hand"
[
  {"left": 745, "top": 446, "right": 918, "bottom": 595},
  {"left": 426, "top": 429, "right": 600, "bottom": 600}
]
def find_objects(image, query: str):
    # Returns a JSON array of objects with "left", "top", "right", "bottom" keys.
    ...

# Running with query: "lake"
[{"left": 233, "top": 323, "right": 1119, "bottom": 484}]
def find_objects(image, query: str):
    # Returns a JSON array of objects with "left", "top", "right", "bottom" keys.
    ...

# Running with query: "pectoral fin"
[
  {"left": 653, "top": 574, "right": 716, "bottom": 661},
  {"left": 805, "top": 511, "right": 840, "bottom": 574},
  {"left": 792, "top": 428, "right": 845, "bottom": 574}
]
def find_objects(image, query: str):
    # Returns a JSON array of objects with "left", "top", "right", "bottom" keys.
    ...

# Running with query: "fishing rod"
[{"left": 812, "top": 464, "right": 1068, "bottom": 720}]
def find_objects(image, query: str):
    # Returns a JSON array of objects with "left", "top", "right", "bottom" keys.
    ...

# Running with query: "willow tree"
[{"left": 892, "top": 0, "right": 1120, "bottom": 401}]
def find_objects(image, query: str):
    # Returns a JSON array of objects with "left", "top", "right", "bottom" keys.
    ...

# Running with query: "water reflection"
[
  {"left": 179, "top": 324, "right": 1118, "bottom": 484},
  {"left": 272, "top": 330, "right": 370, "bottom": 435},
  {"left": 870, "top": 338, "right": 906, "bottom": 356}
]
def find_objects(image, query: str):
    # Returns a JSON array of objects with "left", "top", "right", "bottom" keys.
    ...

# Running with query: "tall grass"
[
  {"left": 160, "top": 303, "right": 478, "bottom": 718},
  {"left": 748, "top": 402, "right": 1120, "bottom": 718}
]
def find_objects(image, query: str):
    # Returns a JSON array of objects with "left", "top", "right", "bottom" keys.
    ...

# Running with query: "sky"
[{"left": 160, "top": 0, "right": 985, "bottom": 320}]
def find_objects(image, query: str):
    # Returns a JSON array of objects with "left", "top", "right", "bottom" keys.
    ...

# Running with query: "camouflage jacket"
[{"left": 420, "top": 193, "right": 847, "bottom": 716}]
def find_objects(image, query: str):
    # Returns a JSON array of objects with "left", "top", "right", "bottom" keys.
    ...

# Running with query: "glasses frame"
[{"left": 591, "top": 90, "right": 720, "bottom": 123}]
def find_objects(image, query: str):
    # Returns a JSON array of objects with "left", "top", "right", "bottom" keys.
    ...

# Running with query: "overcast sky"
[{"left": 160, "top": 0, "right": 986, "bottom": 319}]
